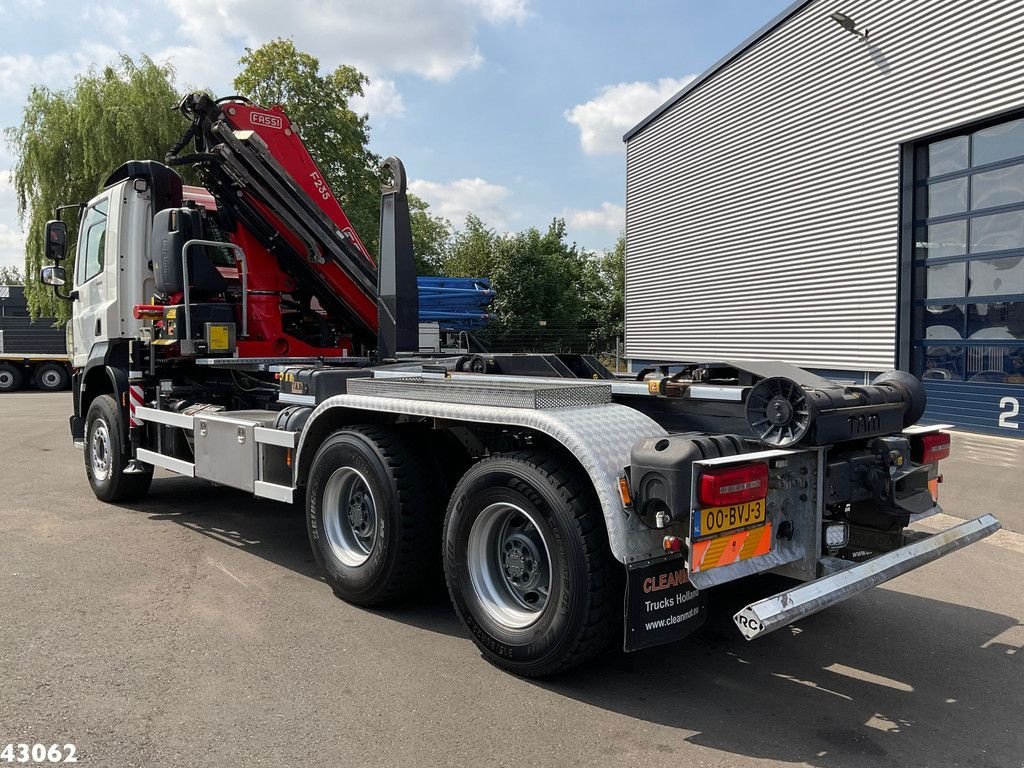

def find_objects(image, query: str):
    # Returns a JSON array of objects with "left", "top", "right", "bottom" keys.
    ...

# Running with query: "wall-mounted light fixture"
[{"left": 830, "top": 11, "right": 868, "bottom": 39}]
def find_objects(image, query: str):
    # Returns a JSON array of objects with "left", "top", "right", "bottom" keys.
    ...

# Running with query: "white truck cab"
[{"left": 68, "top": 179, "right": 156, "bottom": 367}]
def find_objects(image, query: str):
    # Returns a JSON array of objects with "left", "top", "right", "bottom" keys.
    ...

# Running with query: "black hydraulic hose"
[
  {"left": 165, "top": 119, "right": 199, "bottom": 163},
  {"left": 215, "top": 95, "right": 255, "bottom": 105},
  {"left": 166, "top": 152, "right": 221, "bottom": 167}
]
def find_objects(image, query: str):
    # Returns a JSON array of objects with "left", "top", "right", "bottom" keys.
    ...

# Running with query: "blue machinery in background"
[{"left": 416, "top": 276, "right": 496, "bottom": 332}]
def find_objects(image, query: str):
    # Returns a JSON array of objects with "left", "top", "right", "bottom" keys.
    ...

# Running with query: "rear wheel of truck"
[
  {"left": 306, "top": 425, "right": 436, "bottom": 606},
  {"left": 84, "top": 395, "right": 152, "bottom": 503},
  {"left": 0, "top": 363, "right": 22, "bottom": 393},
  {"left": 34, "top": 362, "right": 69, "bottom": 392},
  {"left": 443, "top": 451, "right": 618, "bottom": 677}
]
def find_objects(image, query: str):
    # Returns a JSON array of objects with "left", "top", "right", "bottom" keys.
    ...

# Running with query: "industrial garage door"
[{"left": 910, "top": 112, "right": 1024, "bottom": 436}]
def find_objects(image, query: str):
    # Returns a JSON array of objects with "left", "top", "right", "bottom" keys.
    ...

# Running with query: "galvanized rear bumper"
[{"left": 733, "top": 514, "right": 1001, "bottom": 640}]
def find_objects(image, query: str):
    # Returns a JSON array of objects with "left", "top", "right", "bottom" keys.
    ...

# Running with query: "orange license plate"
[{"left": 690, "top": 523, "right": 772, "bottom": 573}]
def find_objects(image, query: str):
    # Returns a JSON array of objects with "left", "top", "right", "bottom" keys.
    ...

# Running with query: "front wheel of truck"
[
  {"left": 443, "top": 451, "right": 619, "bottom": 677},
  {"left": 84, "top": 395, "right": 152, "bottom": 503}
]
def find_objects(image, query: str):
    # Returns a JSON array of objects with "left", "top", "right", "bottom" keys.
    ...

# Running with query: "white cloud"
[
  {"left": 409, "top": 177, "right": 511, "bottom": 228},
  {"left": 0, "top": 169, "right": 25, "bottom": 269},
  {"left": 0, "top": 41, "right": 120, "bottom": 99},
  {"left": 564, "top": 202, "right": 624, "bottom": 232},
  {"left": 464, "top": 0, "right": 529, "bottom": 24},
  {"left": 565, "top": 75, "right": 696, "bottom": 155},
  {"left": 162, "top": 0, "right": 518, "bottom": 82},
  {"left": 0, "top": 0, "right": 44, "bottom": 17},
  {"left": 80, "top": 4, "right": 138, "bottom": 47},
  {"left": 0, "top": 223, "right": 24, "bottom": 269},
  {"left": 149, "top": 44, "right": 234, "bottom": 92},
  {"left": 352, "top": 78, "right": 406, "bottom": 119}
]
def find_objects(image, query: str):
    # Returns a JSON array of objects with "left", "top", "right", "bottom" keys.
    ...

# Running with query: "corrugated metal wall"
[{"left": 625, "top": 0, "right": 1024, "bottom": 370}]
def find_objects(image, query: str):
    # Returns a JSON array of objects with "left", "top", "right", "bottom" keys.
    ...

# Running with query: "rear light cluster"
[
  {"left": 698, "top": 462, "right": 769, "bottom": 507},
  {"left": 914, "top": 431, "right": 951, "bottom": 463}
]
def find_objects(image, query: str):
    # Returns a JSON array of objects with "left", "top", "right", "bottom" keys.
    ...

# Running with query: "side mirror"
[
  {"left": 41, "top": 265, "right": 67, "bottom": 287},
  {"left": 45, "top": 220, "right": 68, "bottom": 262}
]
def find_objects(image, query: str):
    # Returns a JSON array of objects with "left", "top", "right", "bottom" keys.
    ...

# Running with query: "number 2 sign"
[{"left": 999, "top": 397, "right": 1020, "bottom": 429}]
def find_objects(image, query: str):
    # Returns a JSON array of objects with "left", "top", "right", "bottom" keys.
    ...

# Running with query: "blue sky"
[{"left": 0, "top": 0, "right": 791, "bottom": 268}]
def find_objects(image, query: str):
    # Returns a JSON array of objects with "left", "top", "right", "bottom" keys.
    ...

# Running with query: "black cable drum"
[
  {"left": 742, "top": 370, "right": 928, "bottom": 448},
  {"left": 744, "top": 377, "right": 813, "bottom": 447}
]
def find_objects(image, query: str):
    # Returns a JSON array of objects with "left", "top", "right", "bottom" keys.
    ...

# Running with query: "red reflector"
[
  {"left": 133, "top": 304, "right": 164, "bottom": 320},
  {"left": 918, "top": 431, "right": 951, "bottom": 463},
  {"left": 699, "top": 462, "right": 769, "bottom": 507}
]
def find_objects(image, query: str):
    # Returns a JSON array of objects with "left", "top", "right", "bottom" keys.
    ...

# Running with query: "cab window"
[{"left": 78, "top": 200, "right": 108, "bottom": 284}]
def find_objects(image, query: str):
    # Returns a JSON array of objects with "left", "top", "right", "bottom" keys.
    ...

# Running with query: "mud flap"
[{"left": 624, "top": 554, "right": 707, "bottom": 652}]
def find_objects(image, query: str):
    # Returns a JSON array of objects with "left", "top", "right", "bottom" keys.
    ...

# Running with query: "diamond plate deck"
[{"left": 346, "top": 376, "right": 612, "bottom": 409}]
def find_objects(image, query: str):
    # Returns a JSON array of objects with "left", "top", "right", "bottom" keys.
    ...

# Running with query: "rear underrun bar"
[{"left": 733, "top": 513, "right": 1001, "bottom": 640}]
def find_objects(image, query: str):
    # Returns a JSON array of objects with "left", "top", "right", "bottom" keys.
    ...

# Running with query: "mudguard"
[{"left": 295, "top": 394, "right": 671, "bottom": 564}]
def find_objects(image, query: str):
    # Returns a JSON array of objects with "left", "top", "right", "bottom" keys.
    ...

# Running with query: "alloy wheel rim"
[
  {"left": 322, "top": 466, "right": 378, "bottom": 567},
  {"left": 91, "top": 421, "right": 112, "bottom": 481},
  {"left": 467, "top": 502, "right": 552, "bottom": 630}
]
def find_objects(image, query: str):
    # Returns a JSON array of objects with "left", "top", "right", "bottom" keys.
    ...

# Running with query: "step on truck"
[
  {"left": 38, "top": 93, "right": 1000, "bottom": 676},
  {"left": 0, "top": 284, "right": 71, "bottom": 393}
]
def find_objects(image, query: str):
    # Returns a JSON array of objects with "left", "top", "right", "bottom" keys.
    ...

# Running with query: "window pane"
[
  {"left": 967, "top": 301, "right": 1024, "bottom": 339},
  {"left": 927, "top": 177, "right": 968, "bottom": 217},
  {"left": 972, "top": 163, "right": 1024, "bottom": 210},
  {"left": 970, "top": 209, "right": 1024, "bottom": 254},
  {"left": 923, "top": 304, "right": 965, "bottom": 339},
  {"left": 972, "top": 118, "right": 1024, "bottom": 166},
  {"left": 84, "top": 223, "right": 105, "bottom": 281},
  {"left": 925, "top": 261, "right": 966, "bottom": 299},
  {"left": 914, "top": 220, "right": 967, "bottom": 259},
  {"left": 965, "top": 344, "right": 1024, "bottom": 383},
  {"left": 928, "top": 136, "right": 968, "bottom": 175},
  {"left": 916, "top": 344, "right": 964, "bottom": 381},
  {"left": 76, "top": 205, "right": 106, "bottom": 284},
  {"left": 968, "top": 256, "right": 1024, "bottom": 297}
]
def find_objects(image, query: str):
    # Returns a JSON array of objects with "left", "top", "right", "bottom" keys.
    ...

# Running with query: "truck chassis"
[{"left": 39, "top": 93, "right": 1000, "bottom": 676}]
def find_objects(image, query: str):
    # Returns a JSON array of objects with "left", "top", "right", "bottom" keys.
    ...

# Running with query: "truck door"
[{"left": 72, "top": 194, "right": 116, "bottom": 367}]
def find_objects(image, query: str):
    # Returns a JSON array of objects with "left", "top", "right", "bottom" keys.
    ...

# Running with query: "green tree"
[
  {"left": 0, "top": 265, "right": 24, "bottom": 285},
  {"left": 443, "top": 214, "right": 499, "bottom": 278},
  {"left": 439, "top": 216, "right": 613, "bottom": 353},
  {"left": 7, "top": 55, "right": 186, "bottom": 319},
  {"left": 408, "top": 194, "right": 452, "bottom": 275},
  {"left": 234, "top": 39, "right": 383, "bottom": 253},
  {"left": 597, "top": 232, "right": 625, "bottom": 344}
]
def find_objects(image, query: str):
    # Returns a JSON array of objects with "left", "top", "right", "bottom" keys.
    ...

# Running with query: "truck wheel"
[
  {"left": 0, "top": 363, "right": 22, "bottom": 393},
  {"left": 34, "top": 362, "right": 69, "bottom": 392},
  {"left": 306, "top": 425, "right": 436, "bottom": 606},
  {"left": 85, "top": 395, "right": 152, "bottom": 502},
  {"left": 443, "top": 451, "right": 618, "bottom": 677}
]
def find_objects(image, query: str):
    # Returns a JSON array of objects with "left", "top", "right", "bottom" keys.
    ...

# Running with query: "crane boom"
[{"left": 165, "top": 93, "right": 408, "bottom": 357}]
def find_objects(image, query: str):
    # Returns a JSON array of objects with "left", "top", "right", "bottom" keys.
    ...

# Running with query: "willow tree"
[{"left": 6, "top": 55, "right": 189, "bottom": 320}]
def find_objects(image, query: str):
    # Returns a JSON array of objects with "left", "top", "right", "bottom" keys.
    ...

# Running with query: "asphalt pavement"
[{"left": 1, "top": 392, "right": 1022, "bottom": 768}]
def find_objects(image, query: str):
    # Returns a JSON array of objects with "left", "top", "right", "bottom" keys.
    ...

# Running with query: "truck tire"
[
  {"left": 306, "top": 425, "right": 436, "bottom": 606},
  {"left": 0, "top": 363, "right": 22, "bottom": 393},
  {"left": 34, "top": 362, "right": 69, "bottom": 392},
  {"left": 84, "top": 395, "right": 152, "bottom": 502},
  {"left": 443, "top": 451, "right": 618, "bottom": 677}
]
